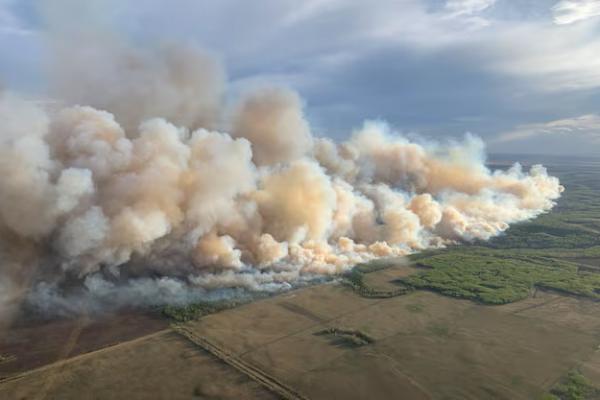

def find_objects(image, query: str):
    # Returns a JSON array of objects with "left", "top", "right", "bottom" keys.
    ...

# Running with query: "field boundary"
[
  {"left": 173, "top": 325, "right": 310, "bottom": 400},
  {"left": 0, "top": 329, "right": 171, "bottom": 384}
]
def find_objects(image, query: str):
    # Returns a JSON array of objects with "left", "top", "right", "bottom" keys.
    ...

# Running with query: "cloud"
[
  {"left": 490, "top": 113, "right": 600, "bottom": 156},
  {"left": 281, "top": 0, "right": 345, "bottom": 25},
  {"left": 552, "top": 0, "right": 600, "bottom": 25},
  {"left": 495, "top": 114, "right": 600, "bottom": 143},
  {"left": 443, "top": 0, "right": 497, "bottom": 28},
  {"left": 439, "top": 0, "right": 497, "bottom": 30},
  {"left": 445, "top": 0, "right": 497, "bottom": 16},
  {"left": 0, "top": 0, "right": 33, "bottom": 36},
  {"left": 2, "top": 0, "right": 600, "bottom": 156},
  {"left": 483, "top": 21, "right": 600, "bottom": 92}
]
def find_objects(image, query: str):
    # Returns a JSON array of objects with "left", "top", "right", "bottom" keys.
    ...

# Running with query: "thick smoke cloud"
[
  {"left": 0, "top": 24, "right": 563, "bottom": 317},
  {"left": 42, "top": 0, "right": 225, "bottom": 133},
  {"left": 231, "top": 88, "right": 313, "bottom": 166},
  {"left": 51, "top": 44, "right": 225, "bottom": 133},
  {"left": 0, "top": 87, "right": 563, "bottom": 317}
]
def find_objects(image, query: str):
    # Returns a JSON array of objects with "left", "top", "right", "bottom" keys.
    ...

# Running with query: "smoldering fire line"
[{"left": 0, "top": 43, "right": 563, "bottom": 317}]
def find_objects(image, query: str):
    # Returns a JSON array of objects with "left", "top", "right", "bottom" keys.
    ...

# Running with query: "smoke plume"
[{"left": 0, "top": 20, "right": 563, "bottom": 316}]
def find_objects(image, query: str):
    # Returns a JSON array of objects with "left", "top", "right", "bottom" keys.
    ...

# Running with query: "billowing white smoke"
[{"left": 0, "top": 45, "right": 563, "bottom": 316}]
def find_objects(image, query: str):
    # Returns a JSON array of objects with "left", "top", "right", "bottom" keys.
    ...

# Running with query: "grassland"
[
  {"left": 0, "top": 330, "right": 278, "bottom": 400},
  {"left": 175, "top": 282, "right": 600, "bottom": 400}
]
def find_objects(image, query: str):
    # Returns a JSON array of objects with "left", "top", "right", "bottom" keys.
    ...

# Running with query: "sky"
[{"left": 1, "top": 0, "right": 600, "bottom": 156}]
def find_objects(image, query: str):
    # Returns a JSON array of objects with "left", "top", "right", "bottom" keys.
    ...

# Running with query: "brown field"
[
  {"left": 0, "top": 330, "right": 277, "bottom": 400},
  {"left": 0, "top": 311, "right": 168, "bottom": 378},
  {"left": 2, "top": 264, "right": 600, "bottom": 399},
  {"left": 184, "top": 275, "right": 600, "bottom": 400}
]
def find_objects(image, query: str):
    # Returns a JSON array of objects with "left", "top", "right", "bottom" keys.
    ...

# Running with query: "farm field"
[
  {"left": 3, "top": 272, "right": 599, "bottom": 400},
  {"left": 0, "top": 329, "right": 277, "bottom": 400},
  {"left": 180, "top": 281, "right": 600, "bottom": 400}
]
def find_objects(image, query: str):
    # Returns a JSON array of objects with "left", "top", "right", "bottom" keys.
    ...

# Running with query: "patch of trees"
[
  {"left": 162, "top": 300, "right": 244, "bottom": 322},
  {"left": 543, "top": 369, "right": 599, "bottom": 400},
  {"left": 315, "top": 327, "right": 375, "bottom": 347},
  {"left": 403, "top": 249, "right": 600, "bottom": 305}
]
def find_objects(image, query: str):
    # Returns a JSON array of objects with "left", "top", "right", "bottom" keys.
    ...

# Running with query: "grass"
[
  {"left": 405, "top": 303, "right": 425, "bottom": 313},
  {"left": 426, "top": 323, "right": 451, "bottom": 338},
  {"left": 543, "top": 369, "right": 599, "bottom": 400}
]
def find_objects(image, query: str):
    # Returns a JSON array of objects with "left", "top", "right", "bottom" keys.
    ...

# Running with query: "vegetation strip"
[
  {"left": 172, "top": 325, "right": 310, "bottom": 400},
  {"left": 314, "top": 328, "right": 375, "bottom": 347},
  {"left": 0, "top": 354, "right": 16, "bottom": 365},
  {"left": 161, "top": 299, "right": 247, "bottom": 322},
  {"left": 343, "top": 259, "right": 413, "bottom": 298},
  {"left": 543, "top": 369, "right": 600, "bottom": 400}
]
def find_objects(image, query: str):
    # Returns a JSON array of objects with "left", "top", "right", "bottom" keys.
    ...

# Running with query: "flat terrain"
[
  {"left": 0, "top": 311, "right": 168, "bottom": 378},
  {"left": 0, "top": 330, "right": 277, "bottom": 400},
  {"left": 181, "top": 276, "right": 600, "bottom": 400},
  {"left": 3, "top": 270, "right": 599, "bottom": 400}
]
